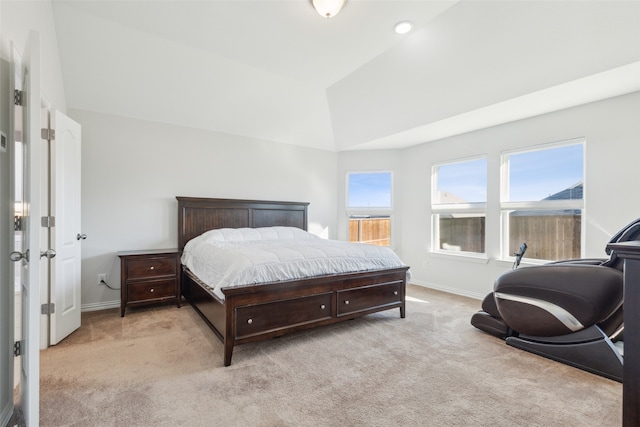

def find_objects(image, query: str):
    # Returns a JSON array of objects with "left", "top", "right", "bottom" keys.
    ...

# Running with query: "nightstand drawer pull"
[
  {"left": 150, "top": 288, "right": 155, "bottom": 293},
  {"left": 320, "top": 304, "right": 326, "bottom": 310},
  {"left": 247, "top": 318, "right": 253, "bottom": 324},
  {"left": 394, "top": 291, "right": 398, "bottom": 296},
  {"left": 150, "top": 266, "right": 155, "bottom": 270},
  {"left": 344, "top": 300, "right": 350, "bottom": 305}
]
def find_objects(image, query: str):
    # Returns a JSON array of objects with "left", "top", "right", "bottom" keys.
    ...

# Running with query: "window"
[
  {"left": 432, "top": 157, "right": 487, "bottom": 254},
  {"left": 347, "top": 171, "right": 392, "bottom": 246},
  {"left": 501, "top": 140, "right": 584, "bottom": 261}
]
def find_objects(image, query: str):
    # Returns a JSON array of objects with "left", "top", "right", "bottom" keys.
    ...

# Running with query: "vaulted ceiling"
[{"left": 51, "top": 1, "right": 640, "bottom": 152}]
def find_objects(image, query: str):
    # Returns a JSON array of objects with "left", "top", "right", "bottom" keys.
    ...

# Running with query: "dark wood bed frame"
[{"left": 177, "top": 197, "right": 410, "bottom": 366}]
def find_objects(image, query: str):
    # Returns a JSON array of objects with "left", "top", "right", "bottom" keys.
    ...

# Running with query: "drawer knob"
[
  {"left": 344, "top": 300, "right": 350, "bottom": 305},
  {"left": 394, "top": 291, "right": 398, "bottom": 296},
  {"left": 150, "top": 288, "right": 155, "bottom": 293},
  {"left": 247, "top": 318, "right": 253, "bottom": 324},
  {"left": 150, "top": 266, "right": 155, "bottom": 270},
  {"left": 320, "top": 304, "right": 326, "bottom": 310}
]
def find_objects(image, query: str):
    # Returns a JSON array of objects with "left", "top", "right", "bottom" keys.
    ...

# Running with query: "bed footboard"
[{"left": 183, "top": 266, "right": 409, "bottom": 366}]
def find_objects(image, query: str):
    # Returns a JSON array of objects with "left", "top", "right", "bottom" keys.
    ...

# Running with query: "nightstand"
[{"left": 117, "top": 249, "right": 181, "bottom": 317}]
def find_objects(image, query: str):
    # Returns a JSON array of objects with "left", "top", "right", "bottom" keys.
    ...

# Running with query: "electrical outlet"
[{"left": 97, "top": 273, "right": 106, "bottom": 285}]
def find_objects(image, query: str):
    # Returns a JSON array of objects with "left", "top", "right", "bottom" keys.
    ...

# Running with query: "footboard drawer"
[
  {"left": 235, "top": 293, "right": 333, "bottom": 339},
  {"left": 336, "top": 281, "right": 403, "bottom": 317}
]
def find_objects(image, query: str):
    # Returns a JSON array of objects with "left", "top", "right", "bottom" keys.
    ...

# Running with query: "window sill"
[
  {"left": 428, "top": 251, "right": 555, "bottom": 267},
  {"left": 428, "top": 251, "right": 490, "bottom": 264}
]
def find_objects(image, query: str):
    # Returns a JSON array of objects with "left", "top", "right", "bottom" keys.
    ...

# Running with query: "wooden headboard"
[{"left": 176, "top": 197, "right": 309, "bottom": 250}]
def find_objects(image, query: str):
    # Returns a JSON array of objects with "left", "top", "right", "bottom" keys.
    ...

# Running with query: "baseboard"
[
  {"left": 410, "top": 280, "right": 484, "bottom": 301},
  {"left": 81, "top": 300, "right": 120, "bottom": 312}
]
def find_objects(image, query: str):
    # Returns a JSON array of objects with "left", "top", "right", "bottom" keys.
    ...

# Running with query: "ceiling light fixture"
[
  {"left": 394, "top": 21, "right": 413, "bottom": 35},
  {"left": 311, "top": 0, "right": 346, "bottom": 18}
]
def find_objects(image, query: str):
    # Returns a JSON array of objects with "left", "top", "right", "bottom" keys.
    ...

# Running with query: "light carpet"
[{"left": 37, "top": 285, "right": 621, "bottom": 426}]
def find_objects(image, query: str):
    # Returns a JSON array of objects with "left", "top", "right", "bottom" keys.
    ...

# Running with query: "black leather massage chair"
[{"left": 471, "top": 218, "right": 640, "bottom": 382}]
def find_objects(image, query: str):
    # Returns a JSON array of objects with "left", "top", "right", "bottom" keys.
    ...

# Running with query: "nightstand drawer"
[
  {"left": 126, "top": 256, "right": 176, "bottom": 280},
  {"left": 127, "top": 279, "right": 176, "bottom": 301}
]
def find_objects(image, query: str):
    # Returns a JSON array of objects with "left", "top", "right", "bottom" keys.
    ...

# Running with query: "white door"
[
  {"left": 9, "top": 31, "right": 43, "bottom": 427},
  {"left": 49, "top": 110, "right": 82, "bottom": 345}
]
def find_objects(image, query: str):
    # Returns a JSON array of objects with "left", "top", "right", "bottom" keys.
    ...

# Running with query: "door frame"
[
  {"left": 2, "top": 41, "right": 19, "bottom": 427},
  {"left": 18, "top": 30, "right": 43, "bottom": 427}
]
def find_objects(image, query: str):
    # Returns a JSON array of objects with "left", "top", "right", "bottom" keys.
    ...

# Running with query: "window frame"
[
  {"left": 500, "top": 138, "right": 585, "bottom": 262},
  {"left": 431, "top": 156, "right": 488, "bottom": 257}
]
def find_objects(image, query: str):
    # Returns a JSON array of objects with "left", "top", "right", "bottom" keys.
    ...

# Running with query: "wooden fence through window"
[
  {"left": 438, "top": 214, "right": 581, "bottom": 260},
  {"left": 349, "top": 217, "right": 391, "bottom": 246},
  {"left": 508, "top": 214, "right": 581, "bottom": 260},
  {"left": 349, "top": 214, "right": 581, "bottom": 259}
]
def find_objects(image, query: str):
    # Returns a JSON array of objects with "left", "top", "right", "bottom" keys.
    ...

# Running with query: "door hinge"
[
  {"left": 41, "top": 216, "right": 56, "bottom": 228},
  {"left": 14, "top": 215, "right": 23, "bottom": 231},
  {"left": 41, "top": 128, "right": 55, "bottom": 141},
  {"left": 14, "top": 340, "right": 23, "bottom": 357},
  {"left": 41, "top": 303, "right": 56, "bottom": 315},
  {"left": 14, "top": 89, "right": 23, "bottom": 106}
]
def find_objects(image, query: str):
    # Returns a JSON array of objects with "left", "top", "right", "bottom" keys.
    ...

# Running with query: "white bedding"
[{"left": 181, "top": 226, "right": 409, "bottom": 300}]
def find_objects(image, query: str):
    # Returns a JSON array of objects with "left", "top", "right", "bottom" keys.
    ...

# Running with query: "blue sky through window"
[
  {"left": 436, "top": 158, "right": 487, "bottom": 203},
  {"left": 348, "top": 172, "right": 392, "bottom": 208},
  {"left": 509, "top": 144, "right": 583, "bottom": 201}
]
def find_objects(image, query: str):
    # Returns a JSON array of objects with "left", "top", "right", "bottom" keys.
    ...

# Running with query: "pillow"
[{"left": 201, "top": 226, "right": 316, "bottom": 243}]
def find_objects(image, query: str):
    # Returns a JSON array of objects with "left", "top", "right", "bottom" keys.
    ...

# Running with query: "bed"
[{"left": 177, "top": 197, "right": 410, "bottom": 366}]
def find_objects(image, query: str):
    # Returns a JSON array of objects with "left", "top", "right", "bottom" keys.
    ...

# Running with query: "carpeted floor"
[{"left": 36, "top": 285, "right": 622, "bottom": 426}]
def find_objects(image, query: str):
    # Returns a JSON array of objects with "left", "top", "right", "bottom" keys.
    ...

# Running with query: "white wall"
[
  {"left": 386, "top": 91, "right": 640, "bottom": 299},
  {"left": 72, "top": 109, "right": 337, "bottom": 310}
]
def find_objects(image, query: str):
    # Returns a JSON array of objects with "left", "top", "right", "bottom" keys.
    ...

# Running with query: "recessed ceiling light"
[{"left": 394, "top": 21, "right": 413, "bottom": 35}]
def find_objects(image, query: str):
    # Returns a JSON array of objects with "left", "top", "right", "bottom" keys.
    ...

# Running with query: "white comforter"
[{"left": 181, "top": 227, "right": 409, "bottom": 300}]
